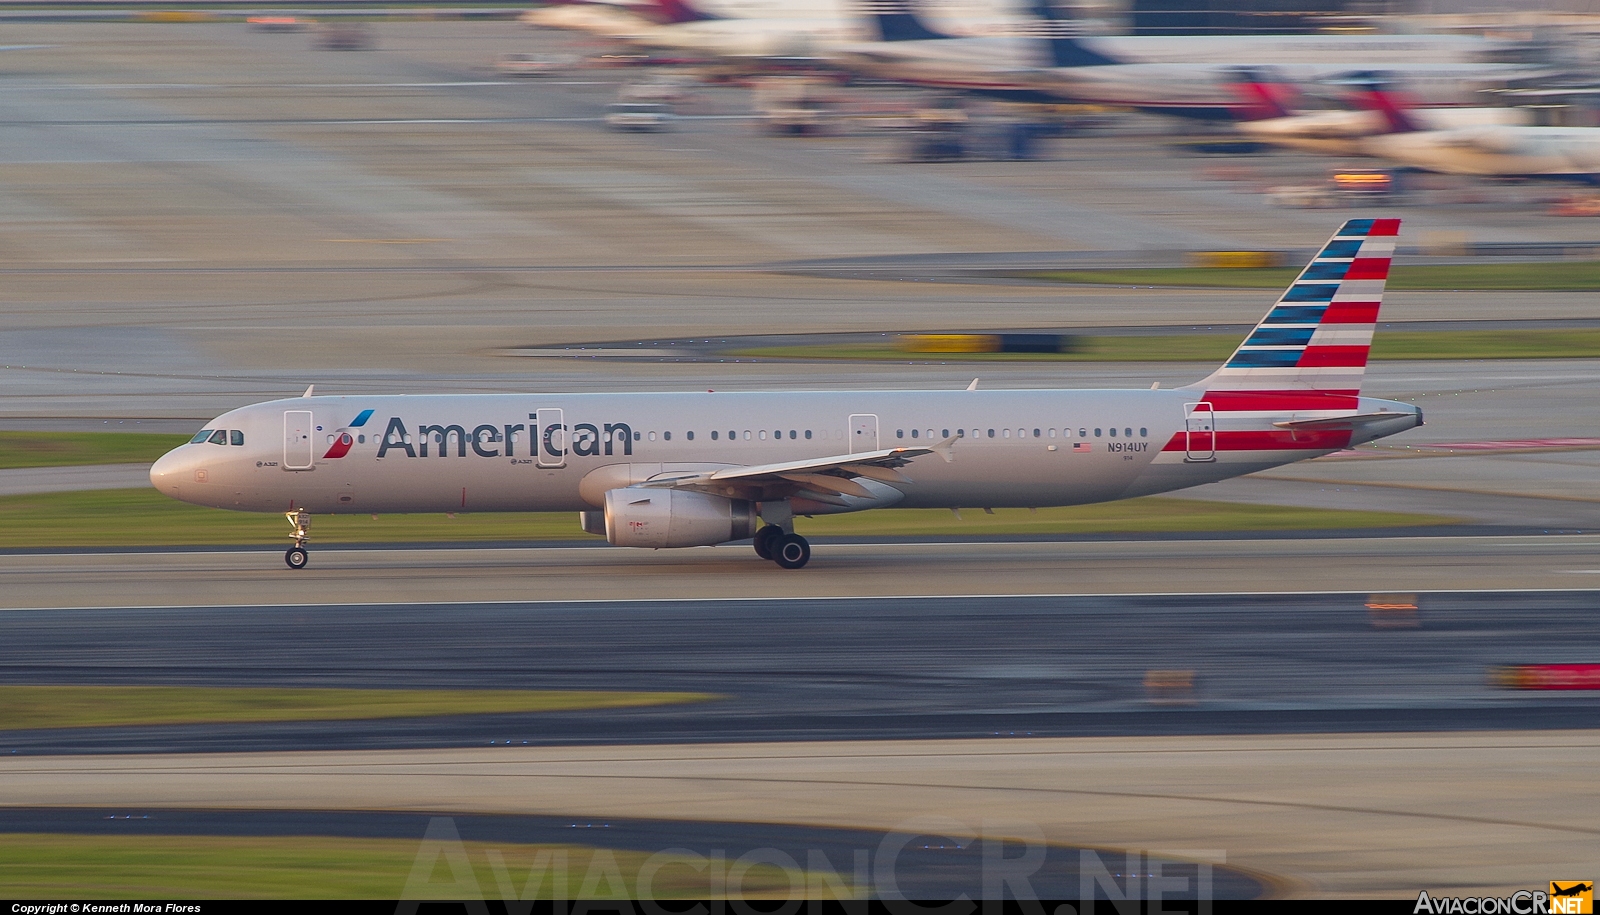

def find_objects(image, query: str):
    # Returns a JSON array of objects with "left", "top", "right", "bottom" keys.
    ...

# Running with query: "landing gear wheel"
[
  {"left": 753, "top": 525, "right": 784, "bottom": 560},
  {"left": 284, "top": 508, "right": 311, "bottom": 571},
  {"left": 773, "top": 533, "right": 810, "bottom": 570}
]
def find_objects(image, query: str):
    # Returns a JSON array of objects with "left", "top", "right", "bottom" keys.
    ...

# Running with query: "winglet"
[
  {"left": 302, "top": 384, "right": 315, "bottom": 398},
  {"left": 929, "top": 434, "right": 958, "bottom": 463},
  {"left": 966, "top": 378, "right": 979, "bottom": 391}
]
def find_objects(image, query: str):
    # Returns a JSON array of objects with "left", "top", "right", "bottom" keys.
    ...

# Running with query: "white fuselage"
[
  {"left": 1239, "top": 106, "right": 1535, "bottom": 155},
  {"left": 150, "top": 388, "right": 1420, "bottom": 518},
  {"left": 1361, "top": 125, "right": 1600, "bottom": 177}
]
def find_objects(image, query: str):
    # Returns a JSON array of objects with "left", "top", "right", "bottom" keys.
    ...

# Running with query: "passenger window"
[
  {"left": 231, "top": 430, "right": 245, "bottom": 446},
  {"left": 712, "top": 430, "right": 719, "bottom": 440},
  {"left": 1033, "top": 429, "right": 1041, "bottom": 438},
  {"left": 910, "top": 429, "right": 919, "bottom": 439},
  {"left": 190, "top": 430, "right": 213, "bottom": 444},
  {"left": 1109, "top": 428, "right": 1117, "bottom": 437},
  {"left": 896, "top": 430, "right": 904, "bottom": 439},
  {"left": 209, "top": 430, "right": 228, "bottom": 445},
  {"left": 686, "top": 431, "right": 694, "bottom": 441},
  {"left": 759, "top": 431, "right": 767, "bottom": 441},
  {"left": 987, "top": 429, "right": 995, "bottom": 438},
  {"left": 805, "top": 430, "right": 812, "bottom": 440},
  {"left": 357, "top": 435, "right": 365, "bottom": 444},
  {"left": 773, "top": 430, "right": 781, "bottom": 440},
  {"left": 1048, "top": 428, "right": 1057, "bottom": 438},
  {"left": 1079, "top": 428, "right": 1087, "bottom": 438},
  {"left": 1140, "top": 428, "right": 1148, "bottom": 437},
  {"left": 663, "top": 431, "right": 671, "bottom": 441},
  {"left": 1125, "top": 428, "right": 1133, "bottom": 437},
  {"left": 1003, "top": 429, "right": 1011, "bottom": 438},
  {"left": 743, "top": 431, "right": 751, "bottom": 441},
  {"left": 634, "top": 431, "right": 642, "bottom": 441},
  {"left": 942, "top": 429, "right": 949, "bottom": 438},
  {"left": 1095, "top": 428, "right": 1102, "bottom": 437},
  {"left": 789, "top": 430, "right": 797, "bottom": 439},
  {"left": 648, "top": 432, "right": 657, "bottom": 442}
]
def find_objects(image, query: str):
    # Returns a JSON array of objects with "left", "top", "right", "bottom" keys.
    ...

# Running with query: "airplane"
[
  {"left": 1233, "top": 72, "right": 1535, "bottom": 156},
  {"left": 1551, "top": 883, "right": 1593, "bottom": 898},
  {"left": 150, "top": 218, "right": 1422, "bottom": 571},
  {"left": 1353, "top": 83, "right": 1600, "bottom": 180},
  {"left": 833, "top": 1, "right": 1544, "bottom": 120}
]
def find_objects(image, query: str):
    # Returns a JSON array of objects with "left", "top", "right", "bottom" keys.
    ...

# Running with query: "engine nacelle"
[{"left": 603, "top": 488, "right": 756, "bottom": 548}]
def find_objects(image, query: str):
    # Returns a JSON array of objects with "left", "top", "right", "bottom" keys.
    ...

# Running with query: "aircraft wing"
[{"left": 634, "top": 439, "right": 954, "bottom": 504}]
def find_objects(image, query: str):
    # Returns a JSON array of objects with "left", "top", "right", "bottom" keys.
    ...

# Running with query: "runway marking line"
[{"left": 7, "top": 585, "right": 1600, "bottom": 614}]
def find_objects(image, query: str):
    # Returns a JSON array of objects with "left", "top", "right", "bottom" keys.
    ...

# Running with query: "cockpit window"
[
  {"left": 207, "top": 430, "right": 228, "bottom": 445},
  {"left": 231, "top": 430, "right": 245, "bottom": 446},
  {"left": 190, "top": 430, "right": 214, "bottom": 444}
]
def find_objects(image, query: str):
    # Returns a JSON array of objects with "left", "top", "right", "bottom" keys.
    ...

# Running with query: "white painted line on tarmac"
[{"left": 7, "top": 585, "right": 1600, "bottom": 615}]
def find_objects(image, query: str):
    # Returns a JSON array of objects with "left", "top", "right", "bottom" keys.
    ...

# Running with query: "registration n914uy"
[{"left": 151, "top": 219, "right": 1421, "bottom": 570}]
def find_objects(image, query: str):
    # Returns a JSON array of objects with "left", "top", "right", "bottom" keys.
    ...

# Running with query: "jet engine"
[{"left": 603, "top": 488, "right": 756, "bottom": 548}]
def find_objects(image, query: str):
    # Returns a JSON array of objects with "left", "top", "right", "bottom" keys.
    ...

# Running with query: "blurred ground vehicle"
[
  {"left": 751, "top": 77, "right": 835, "bottom": 135},
  {"left": 314, "top": 24, "right": 374, "bottom": 51},
  {"left": 606, "top": 101, "right": 673, "bottom": 131}
]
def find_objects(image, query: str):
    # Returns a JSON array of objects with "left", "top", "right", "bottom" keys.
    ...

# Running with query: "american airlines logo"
[{"left": 365, "top": 416, "right": 635, "bottom": 460}]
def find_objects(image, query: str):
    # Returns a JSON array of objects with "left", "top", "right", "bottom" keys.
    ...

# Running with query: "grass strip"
[
  {"left": 0, "top": 489, "right": 1448, "bottom": 548},
  {"left": 1024, "top": 261, "right": 1600, "bottom": 290},
  {"left": 731, "top": 329, "right": 1600, "bottom": 363},
  {"left": 0, "top": 431, "right": 190, "bottom": 470},
  {"left": 0, "top": 835, "right": 829, "bottom": 899},
  {"left": 0, "top": 686, "right": 712, "bottom": 730}
]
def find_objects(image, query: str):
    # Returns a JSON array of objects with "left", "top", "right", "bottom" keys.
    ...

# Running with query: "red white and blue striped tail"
[{"left": 1185, "top": 217, "right": 1398, "bottom": 415}]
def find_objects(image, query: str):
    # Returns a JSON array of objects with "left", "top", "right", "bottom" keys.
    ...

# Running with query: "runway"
[
  {"left": 6, "top": 536, "right": 1600, "bottom": 610},
  {"left": 3, "top": 587, "right": 1598, "bottom": 754}
]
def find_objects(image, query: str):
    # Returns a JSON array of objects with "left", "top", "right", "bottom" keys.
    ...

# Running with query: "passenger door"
[
  {"left": 1184, "top": 402, "right": 1215, "bottom": 462},
  {"left": 536, "top": 407, "right": 566, "bottom": 468},
  {"left": 284, "top": 410, "right": 314, "bottom": 471}
]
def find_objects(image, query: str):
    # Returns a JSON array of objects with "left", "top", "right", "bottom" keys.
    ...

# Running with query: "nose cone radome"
[{"left": 149, "top": 446, "right": 197, "bottom": 501}]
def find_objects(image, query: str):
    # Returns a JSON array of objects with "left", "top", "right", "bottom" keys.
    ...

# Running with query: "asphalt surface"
[{"left": 3, "top": 590, "right": 1596, "bottom": 754}]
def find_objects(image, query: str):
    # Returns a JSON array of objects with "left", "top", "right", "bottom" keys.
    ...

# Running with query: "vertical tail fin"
[
  {"left": 1185, "top": 218, "right": 1399, "bottom": 411},
  {"left": 1346, "top": 72, "right": 1421, "bottom": 133},
  {"left": 858, "top": 0, "right": 954, "bottom": 41},
  {"left": 1030, "top": 0, "right": 1120, "bottom": 67},
  {"left": 1225, "top": 66, "right": 1300, "bottom": 122},
  {"left": 650, "top": 0, "right": 717, "bottom": 24}
]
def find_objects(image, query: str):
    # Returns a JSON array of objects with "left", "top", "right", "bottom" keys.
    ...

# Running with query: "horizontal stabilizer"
[{"left": 1272, "top": 412, "right": 1412, "bottom": 431}]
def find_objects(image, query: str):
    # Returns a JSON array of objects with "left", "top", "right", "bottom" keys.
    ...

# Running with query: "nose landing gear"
[{"left": 285, "top": 508, "right": 310, "bottom": 570}]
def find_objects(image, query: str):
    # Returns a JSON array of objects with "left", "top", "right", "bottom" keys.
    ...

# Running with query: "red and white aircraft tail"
[{"left": 1177, "top": 217, "right": 1402, "bottom": 459}]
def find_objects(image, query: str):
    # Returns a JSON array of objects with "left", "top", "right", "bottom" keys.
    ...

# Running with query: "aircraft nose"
[{"left": 149, "top": 446, "right": 195, "bottom": 499}]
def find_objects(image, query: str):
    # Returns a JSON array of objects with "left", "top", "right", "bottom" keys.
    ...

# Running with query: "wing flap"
[{"left": 632, "top": 440, "right": 954, "bottom": 502}]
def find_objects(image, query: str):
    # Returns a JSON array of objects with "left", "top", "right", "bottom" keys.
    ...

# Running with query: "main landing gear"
[
  {"left": 285, "top": 508, "right": 310, "bottom": 570},
  {"left": 752, "top": 524, "right": 810, "bottom": 569}
]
